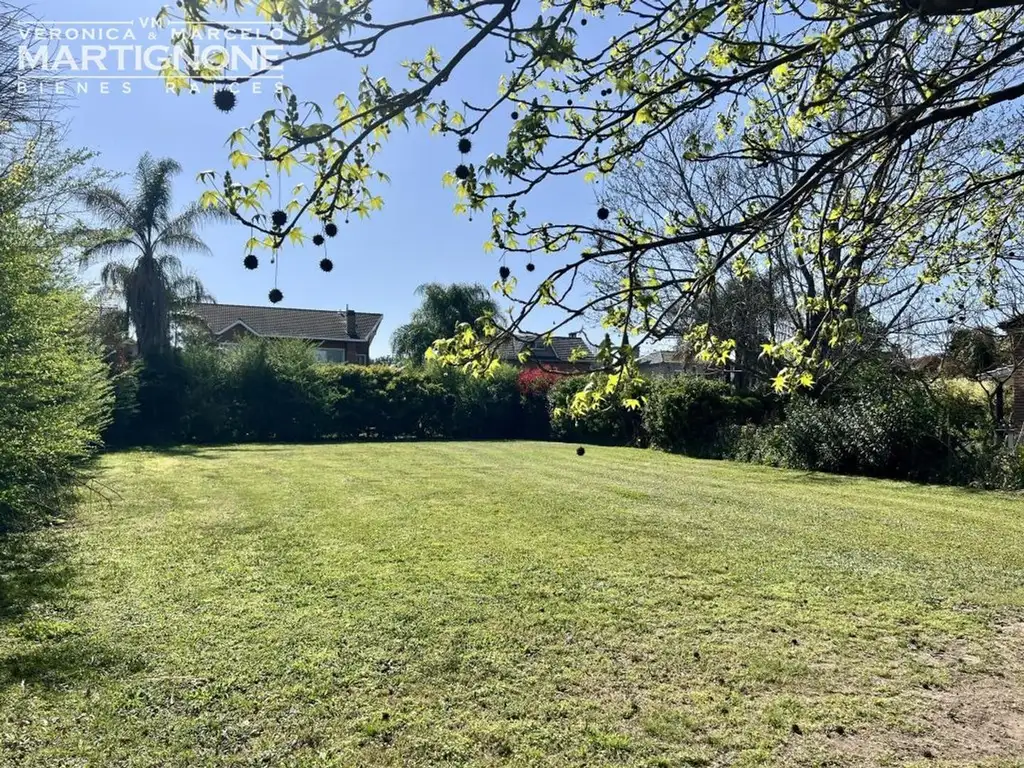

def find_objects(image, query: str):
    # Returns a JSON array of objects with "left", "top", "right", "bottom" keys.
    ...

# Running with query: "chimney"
[
  {"left": 568, "top": 331, "right": 578, "bottom": 338},
  {"left": 346, "top": 309, "right": 358, "bottom": 339}
]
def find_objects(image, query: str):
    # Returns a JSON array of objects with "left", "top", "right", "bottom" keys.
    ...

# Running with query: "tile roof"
[
  {"left": 187, "top": 302, "right": 383, "bottom": 343},
  {"left": 495, "top": 333, "right": 595, "bottom": 364}
]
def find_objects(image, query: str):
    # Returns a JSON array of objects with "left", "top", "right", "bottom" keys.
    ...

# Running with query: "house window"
[
  {"left": 355, "top": 354, "right": 368, "bottom": 365},
  {"left": 315, "top": 347, "right": 347, "bottom": 363}
]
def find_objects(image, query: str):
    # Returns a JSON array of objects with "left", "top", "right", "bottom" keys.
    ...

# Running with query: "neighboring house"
[
  {"left": 907, "top": 353, "right": 946, "bottom": 375},
  {"left": 637, "top": 348, "right": 707, "bottom": 378},
  {"left": 496, "top": 332, "right": 596, "bottom": 373},
  {"left": 998, "top": 316, "right": 1024, "bottom": 430},
  {"left": 188, "top": 302, "right": 383, "bottom": 364}
]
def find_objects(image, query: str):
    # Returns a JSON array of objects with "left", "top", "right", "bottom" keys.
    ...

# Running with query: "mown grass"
[{"left": 2, "top": 442, "right": 1024, "bottom": 766}]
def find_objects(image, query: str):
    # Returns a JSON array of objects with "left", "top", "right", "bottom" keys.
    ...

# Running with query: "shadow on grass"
[
  {"left": 0, "top": 532, "right": 73, "bottom": 622},
  {"left": 0, "top": 531, "right": 142, "bottom": 691},
  {"left": 108, "top": 443, "right": 302, "bottom": 459},
  {"left": 106, "top": 437, "right": 554, "bottom": 459}
]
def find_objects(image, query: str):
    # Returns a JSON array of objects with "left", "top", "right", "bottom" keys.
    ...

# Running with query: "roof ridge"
[
  {"left": 516, "top": 331, "right": 590, "bottom": 340},
  {"left": 193, "top": 302, "right": 381, "bottom": 317}
]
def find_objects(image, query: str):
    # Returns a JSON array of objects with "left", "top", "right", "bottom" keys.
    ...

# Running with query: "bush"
[
  {"left": 0, "top": 214, "right": 112, "bottom": 530},
  {"left": 226, "top": 339, "right": 336, "bottom": 442},
  {"left": 732, "top": 373, "right": 992, "bottom": 485},
  {"left": 517, "top": 370, "right": 556, "bottom": 441},
  {"left": 105, "top": 346, "right": 554, "bottom": 446},
  {"left": 644, "top": 375, "right": 767, "bottom": 458},
  {"left": 549, "top": 374, "right": 648, "bottom": 446}
]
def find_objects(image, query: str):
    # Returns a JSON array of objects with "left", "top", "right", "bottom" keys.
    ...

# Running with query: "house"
[
  {"left": 637, "top": 348, "right": 705, "bottom": 377},
  {"left": 495, "top": 332, "right": 596, "bottom": 373},
  {"left": 998, "top": 316, "right": 1024, "bottom": 429},
  {"left": 188, "top": 302, "right": 383, "bottom": 364}
]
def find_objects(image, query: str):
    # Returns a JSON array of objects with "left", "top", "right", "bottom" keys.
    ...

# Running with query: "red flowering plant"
[{"left": 517, "top": 367, "right": 561, "bottom": 397}]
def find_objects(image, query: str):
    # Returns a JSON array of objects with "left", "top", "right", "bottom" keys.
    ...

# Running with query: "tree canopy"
[
  {"left": 165, "top": 0, "right": 1024, "bottom": 399},
  {"left": 391, "top": 282, "right": 499, "bottom": 363}
]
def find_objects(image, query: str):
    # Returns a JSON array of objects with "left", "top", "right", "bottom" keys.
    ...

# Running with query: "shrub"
[
  {"left": 131, "top": 352, "right": 191, "bottom": 445},
  {"left": 517, "top": 368, "right": 560, "bottom": 396},
  {"left": 0, "top": 215, "right": 112, "bottom": 530},
  {"left": 514, "top": 369, "right": 560, "bottom": 441},
  {"left": 103, "top": 362, "right": 142, "bottom": 449},
  {"left": 104, "top": 349, "right": 556, "bottom": 445},
  {"left": 179, "top": 342, "right": 231, "bottom": 444},
  {"left": 225, "top": 339, "right": 336, "bottom": 442},
  {"left": 644, "top": 375, "right": 767, "bottom": 458},
  {"left": 732, "top": 373, "right": 992, "bottom": 485},
  {"left": 549, "top": 374, "right": 648, "bottom": 446}
]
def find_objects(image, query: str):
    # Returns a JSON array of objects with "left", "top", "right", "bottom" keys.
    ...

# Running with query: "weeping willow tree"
[{"left": 79, "top": 154, "right": 227, "bottom": 359}]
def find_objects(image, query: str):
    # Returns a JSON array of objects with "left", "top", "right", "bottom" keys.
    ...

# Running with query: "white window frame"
[{"left": 315, "top": 347, "right": 347, "bottom": 364}]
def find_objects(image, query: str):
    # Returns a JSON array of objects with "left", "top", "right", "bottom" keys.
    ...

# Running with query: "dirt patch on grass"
[{"left": 785, "top": 622, "right": 1024, "bottom": 766}]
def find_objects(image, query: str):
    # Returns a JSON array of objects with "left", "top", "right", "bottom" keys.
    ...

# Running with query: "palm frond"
[
  {"left": 79, "top": 186, "right": 136, "bottom": 231},
  {"left": 168, "top": 272, "right": 214, "bottom": 305},
  {"left": 153, "top": 253, "right": 186, "bottom": 278},
  {"left": 79, "top": 237, "right": 139, "bottom": 268},
  {"left": 134, "top": 153, "right": 183, "bottom": 233},
  {"left": 155, "top": 232, "right": 213, "bottom": 257}
]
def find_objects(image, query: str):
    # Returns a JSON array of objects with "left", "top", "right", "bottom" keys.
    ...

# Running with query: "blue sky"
[{"left": 27, "top": 0, "right": 601, "bottom": 355}]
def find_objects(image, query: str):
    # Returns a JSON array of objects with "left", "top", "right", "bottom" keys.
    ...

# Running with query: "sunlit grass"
[{"left": 2, "top": 442, "right": 1023, "bottom": 766}]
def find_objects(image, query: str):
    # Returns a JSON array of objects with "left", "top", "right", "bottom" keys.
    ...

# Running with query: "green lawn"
[{"left": 3, "top": 442, "right": 1024, "bottom": 767}]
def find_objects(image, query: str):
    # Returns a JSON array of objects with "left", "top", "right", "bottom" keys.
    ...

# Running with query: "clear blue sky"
[{"left": 27, "top": 0, "right": 601, "bottom": 355}]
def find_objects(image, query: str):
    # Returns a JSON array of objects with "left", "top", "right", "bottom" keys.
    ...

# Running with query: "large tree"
[
  {"left": 80, "top": 154, "right": 225, "bottom": 359},
  {"left": 163, "top": 0, "right": 1024, "bottom": 400},
  {"left": 391, "top": 282, "right": 499, "bottom": 364}
]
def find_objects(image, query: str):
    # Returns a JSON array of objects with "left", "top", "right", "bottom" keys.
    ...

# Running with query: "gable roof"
[
  {"left": 495, "top": 333, "right": 595, "bottom": 364},
  {"left": 187, "top": 302, "right": 383, "bottom": 343}
]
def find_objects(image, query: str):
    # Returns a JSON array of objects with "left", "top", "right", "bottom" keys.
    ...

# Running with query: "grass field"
[{"left": 2, "top": 442, "right": 1024, "bottom": 766}]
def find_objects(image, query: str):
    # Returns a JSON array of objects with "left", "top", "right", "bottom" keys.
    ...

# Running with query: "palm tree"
[
  {"left": 80, "top": 153, "right": 227, "bottom": 359},
  {"left": 391, "top": 283, "right": 499, "bottom": 363}
]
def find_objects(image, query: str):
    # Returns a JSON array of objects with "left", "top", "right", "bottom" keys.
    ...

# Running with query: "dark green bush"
[
  {"left": 179, "top": 343, "right": 231, "bottom": 444},
  {"left": 644, "top": 375, "right": 767, "bottom": 458},
  {"left": 226, "top": 339, "right": 336, "bottom": 442},
  {"left": 549, "top": 374, "right": 648, "bottom": 446},
  {"left": 131, "top": 352, "right": 190, "bottom": 445},
  {"left": 103, "top": 363, "right": 141, "bottom": 449},
  {"left": 429, "top": 364, "right": 528, "bottom": 439},
  {"left": 105, "top": 346, "right": 552, "bottom": 446},
  {"left": 732, "top": 374, "right": 991, "bottom": 485}
]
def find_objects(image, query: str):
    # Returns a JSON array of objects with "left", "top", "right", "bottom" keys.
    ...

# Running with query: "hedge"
[
  {"left": 105, "top": 339, "right": 551, "bottom": 446},
  {"left": 643, "top": 376, "right": 767, "bottom": 458},
  {"left": 1, "top": 213, "right": 112, "bottom": 530}
]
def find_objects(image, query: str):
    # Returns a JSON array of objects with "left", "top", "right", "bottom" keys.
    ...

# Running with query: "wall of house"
[
  {"left": 318, "top": 339, "right": 371, "bottom": 363},
  {"left": 215, "top": 326, "right": 252, "bottom": 344},
  {"left": 211, "top": 328, "right": 372, "bottom": 364},
  {"left": 1012, "top": 330, "right": 1024, "bottom": 430},
  {"left": 520, "top": 360, "right": 593, "bottom": 374}
]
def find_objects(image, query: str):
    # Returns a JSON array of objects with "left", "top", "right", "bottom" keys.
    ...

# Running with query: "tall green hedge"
[
  {"left": 0, "top": 214, "right": 112, "bottom": 530},
  {"left": 731, "top": 373, "right": 995, "bottom": 485},
  {"left": 106, "top": 339, "right": 551, "bottom": 446},
  {"left": 644, "top": 376, "right": 767, "bottom": 458}
]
